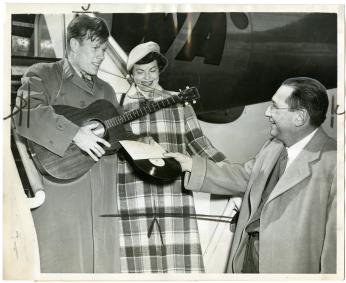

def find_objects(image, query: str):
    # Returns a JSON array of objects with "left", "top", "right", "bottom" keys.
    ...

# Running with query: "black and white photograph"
[{"left": 2, "top": 2, "right": 345, "bottom": 281}]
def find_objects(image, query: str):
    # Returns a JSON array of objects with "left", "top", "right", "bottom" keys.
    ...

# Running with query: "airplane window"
[
  {"left": 230, "top": 13, "right": 249, "bottom": 30},
  {"left": 11, "top": 14, "right": 57, "bottom": 58},
  {"left": 11, "top": 14, "right": 36, "bottom": 56},
  {"left": 11, "top": 35, "right": 32, "bottom": 56}
]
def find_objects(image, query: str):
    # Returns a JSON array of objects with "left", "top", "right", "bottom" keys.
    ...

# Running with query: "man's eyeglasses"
[{"left": 268, "top": 104, "right": 296, "bottom": 112}]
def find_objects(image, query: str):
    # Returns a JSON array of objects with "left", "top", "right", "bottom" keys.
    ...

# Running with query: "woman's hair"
[{"left": 130, "top": 52, "right": 166, "bottom": 73}]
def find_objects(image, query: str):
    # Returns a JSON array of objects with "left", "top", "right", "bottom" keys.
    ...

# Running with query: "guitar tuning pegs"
[
  {"left": 186, "top": 86, "right": 190, "bottom": 89},
  {"left": 179, "top": 89, "right": 182, "bottom": 92},
  {"left": 192, "top": 100, "right": 196, "bottom": 104},
  {"left": 185, "top": 102, "right": 189, "bottom": 106}
]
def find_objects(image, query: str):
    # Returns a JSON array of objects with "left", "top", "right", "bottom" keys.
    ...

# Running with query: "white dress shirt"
[{"left": 285, "top": 128, "right": 318, "bottom": 169}]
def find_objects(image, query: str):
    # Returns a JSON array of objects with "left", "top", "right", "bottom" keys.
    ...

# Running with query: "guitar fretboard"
[{"left": 104, "top": 95, "right": 182, "bottom": 128}]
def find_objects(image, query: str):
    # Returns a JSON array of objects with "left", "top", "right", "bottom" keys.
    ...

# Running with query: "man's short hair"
[
  {"left": 66, "top": 15, "right": 110, "bottom": 52},
  {"left": 283, "top": 77, "right": 329, "bottom": 127}
]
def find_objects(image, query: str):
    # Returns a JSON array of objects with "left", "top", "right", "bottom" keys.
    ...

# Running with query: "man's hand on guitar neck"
[{"left": 72, "top": 124, "right": 111, "bottom": 162}]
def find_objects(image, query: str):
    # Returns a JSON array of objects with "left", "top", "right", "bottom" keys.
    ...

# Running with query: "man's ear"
[
  {"left": 295, "top": 109, "right": 308, "bottom": 127},
  {"left": 69, "top": 38, "right": 80, "bottom": 53}
]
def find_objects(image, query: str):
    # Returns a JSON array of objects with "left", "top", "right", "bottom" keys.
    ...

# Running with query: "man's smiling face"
[
  {"left": 74, "top": 33, "right": 108, "bottom": 75},
  {"left": 264, "top": 85, "right": 299, "bottom": 146}
]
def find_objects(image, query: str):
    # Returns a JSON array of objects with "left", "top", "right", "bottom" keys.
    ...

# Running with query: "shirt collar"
[
  {"left": 62, "top": 59, "right": 98, "bottom": 95},
  {"left": 286, "top": 128, "right": 318, "bottom": 168},
  {"left": 69, "top": 61, "right": 83, "bottom": 78},
  {"left": 62, "top": 58, "right": 74, "bottom": 78},
  {"left": 63, "top": 58, "right": 93, "bottom": 80},
  {"left": 69, "top": 60, "right": 94, "bottom": 81}
]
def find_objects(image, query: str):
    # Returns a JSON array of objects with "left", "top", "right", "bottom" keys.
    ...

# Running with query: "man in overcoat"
[
  {"left": 13, "top": 15, "right": 125, "bottom": 273},
  {"left": 166, "top": 77, "right": 336, "bottom": 273}
]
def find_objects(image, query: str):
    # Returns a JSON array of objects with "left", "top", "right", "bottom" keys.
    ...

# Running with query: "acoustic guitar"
[{"left": 27, "top": 87, "right": 199, "bottom": 182}]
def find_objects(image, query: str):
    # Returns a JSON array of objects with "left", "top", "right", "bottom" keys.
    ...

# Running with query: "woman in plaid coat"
[{"left": 115, "top": 42, "right": 226, "bottom": 273}]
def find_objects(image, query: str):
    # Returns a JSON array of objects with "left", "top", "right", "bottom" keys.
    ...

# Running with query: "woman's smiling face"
[{"left": 132, "top": 60, "right": 160, "bottom": 93}]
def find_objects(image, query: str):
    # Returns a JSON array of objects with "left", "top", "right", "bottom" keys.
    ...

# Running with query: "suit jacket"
[
  {"left": 13, "top": 59, "right": 122, "bottom": 273},
  {"left": 186, "top": 128, "right": 336, "bottom": 273}
]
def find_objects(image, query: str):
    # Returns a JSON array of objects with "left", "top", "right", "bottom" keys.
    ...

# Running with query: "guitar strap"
[{"left": 119, "top": 93, "right": 126, "bottom": 107}]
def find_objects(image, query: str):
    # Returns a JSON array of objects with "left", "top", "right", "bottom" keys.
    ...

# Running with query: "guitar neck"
[{"left": 106, "top": 95, "right": 181, "bottom": 128}]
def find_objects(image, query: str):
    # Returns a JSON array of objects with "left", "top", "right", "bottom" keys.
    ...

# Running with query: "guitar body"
[
  {"left": 27, "top": 100, "right": 128, "bottom": 182},
  {"left": 26, "top": 87, "right": 200, "bottom": 182}
]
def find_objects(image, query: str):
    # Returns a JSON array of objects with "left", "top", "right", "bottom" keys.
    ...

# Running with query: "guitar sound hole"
[{"left": 84, "top": 120, "right": 106, "bottom": 138}]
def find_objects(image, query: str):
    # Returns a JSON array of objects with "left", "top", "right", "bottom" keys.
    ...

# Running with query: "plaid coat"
[{"left": 116, "top": 84, "right": 226, "bottom": 273}]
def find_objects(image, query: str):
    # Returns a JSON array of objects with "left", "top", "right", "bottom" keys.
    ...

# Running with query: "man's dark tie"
[
  {"left": 81, "top": 72, "right": 94, "bottom": 89},
  {"left": 242, "top": 147, "right": 288, "bottom": 273}
]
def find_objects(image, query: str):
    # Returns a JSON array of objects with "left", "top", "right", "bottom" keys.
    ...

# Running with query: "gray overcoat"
[
  {"left": 14, "top": 59, "right": 122, "bottom": 273},
  {"left": 186, "top": 128, "right": 336, "bottom": 273}
]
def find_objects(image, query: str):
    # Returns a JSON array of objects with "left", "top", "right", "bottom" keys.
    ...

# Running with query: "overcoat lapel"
[
  {"left": 265, "top": 129, "right": 327, "bottom": 205},
  {"left": 93, "top": 78, "right": 106, "bottom": 98},
  {"left": 61, "top": 58, "right": 98, "bottom": 96},
  {"left": 248, "top": 141, "right": 283, "bottom": 217},
  {"left": 228, "top": 140, "right": 283, "bottom": 272},
  {"left": 71, "top": 73, "right": 95, "bottom": 95}
]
